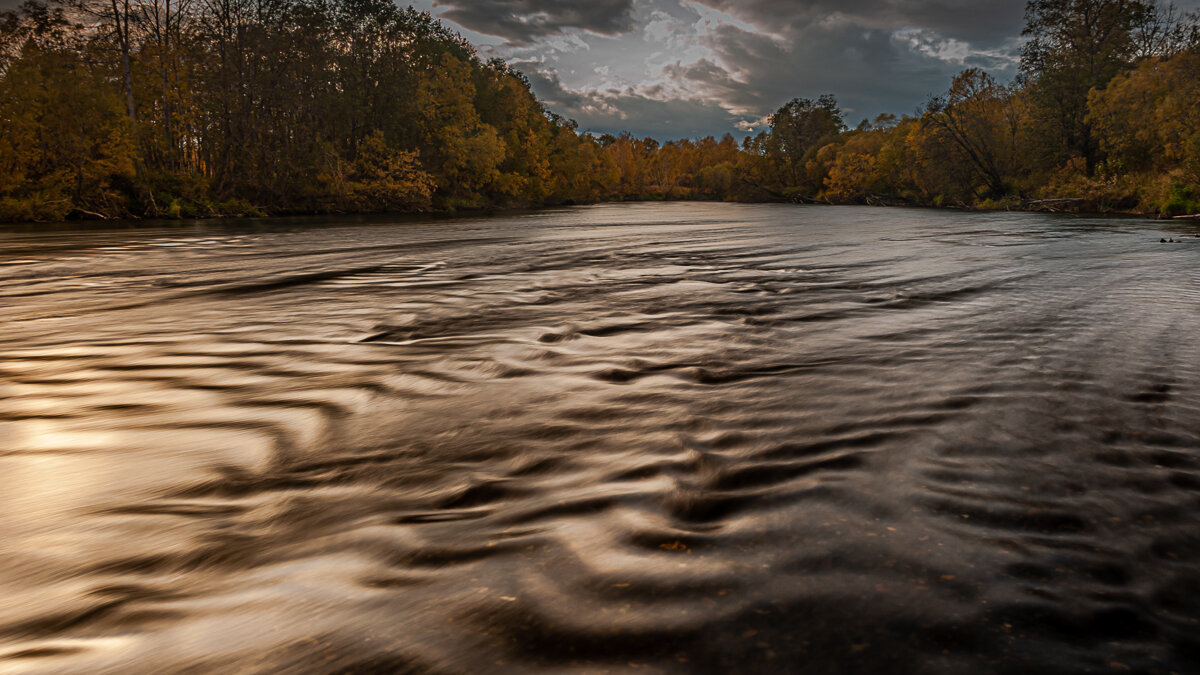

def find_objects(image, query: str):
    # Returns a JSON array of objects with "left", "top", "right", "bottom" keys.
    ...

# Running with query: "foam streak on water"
[{"left": 2, "top": 204, "right": 1200, "bottom": 674}]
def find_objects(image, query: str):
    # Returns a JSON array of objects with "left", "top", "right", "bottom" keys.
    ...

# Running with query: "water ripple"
[{"left": 2, "top": 204, "right": 1199, "bottom": 673}]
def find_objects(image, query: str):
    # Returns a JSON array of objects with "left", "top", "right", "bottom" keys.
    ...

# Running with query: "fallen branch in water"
[
  {"left": 1172, "top": 213, "right": 1200, "bottom": 220},
  {"left": 1022, "top": 198, "right": 1086, "bottom": 206},
  {"left": 68, "top": 209, "right": 109, "bottom": 220},
  {"left": 792, "top": 195, "right": 827, "bottom": 205},
  {"left": 864, "top": 192, "right": 913, "bottom": 207},
  {"left": 1020, "top": 197, "right": 1087, "bottom": 213}
]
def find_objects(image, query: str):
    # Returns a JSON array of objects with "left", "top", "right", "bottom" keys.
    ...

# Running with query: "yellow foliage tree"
[
  {"left": 416, "top": 53, "right": 505, "bottom": 206},
  {"left": 0, "top": 43, "right": 135, "bottom": 220}
]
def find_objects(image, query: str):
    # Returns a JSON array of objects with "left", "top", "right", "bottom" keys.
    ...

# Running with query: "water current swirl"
[{"left": 2, "top": 203, "right": 1200, "bottom": 674}]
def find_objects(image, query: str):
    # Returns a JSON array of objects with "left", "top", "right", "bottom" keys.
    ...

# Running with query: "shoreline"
[{"left": 1, "top": 198, "right": 1195, "bottom": 232}]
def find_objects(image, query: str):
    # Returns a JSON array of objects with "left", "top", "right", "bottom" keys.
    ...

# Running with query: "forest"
[{"left": 0, "top": 0, "right": 1198, "bottom": 222}]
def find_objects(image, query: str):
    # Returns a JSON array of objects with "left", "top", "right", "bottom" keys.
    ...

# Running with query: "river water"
[{"left": 2, "top": 203, "right": 1200, "bottom": 674}]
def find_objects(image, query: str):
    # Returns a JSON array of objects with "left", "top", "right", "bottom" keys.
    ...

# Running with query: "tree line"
[{"left": 1, "top": 0, "right": 1198, "bottom": 222}]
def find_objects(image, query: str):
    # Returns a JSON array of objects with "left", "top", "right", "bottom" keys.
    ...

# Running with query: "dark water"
[{"left": 2, "top": 203, "right": 1200, "bottom": 674}]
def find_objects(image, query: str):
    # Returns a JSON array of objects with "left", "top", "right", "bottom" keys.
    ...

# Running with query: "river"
[{"left": 2, "top": 203, "right": 1200, "bottom": 674}]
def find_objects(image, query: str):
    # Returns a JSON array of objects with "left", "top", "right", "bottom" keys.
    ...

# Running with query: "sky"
[
  {"left": 5, "top": 0, "right": 1195, "bottom": 139},
  {"left": 408, "top": 0, "right": 1042, "bottom": 138},
  {"left": 406, "top": 0, "right": 1200, "bottom": 138}
]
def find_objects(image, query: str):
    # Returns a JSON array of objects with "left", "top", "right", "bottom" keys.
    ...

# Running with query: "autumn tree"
[
  {"left": 415, "top": 53, "right": 504, "bottom": 207},
  {"left": 765, "top": 94, "right": 845, "bottom": 193},
  {"left": 1088, "top": 47, "right": 1200, "bottom": 212},
  {"left": 1020, "top": 0, "right": 1189, "bottom": 174},
  {"left": 4, "top": 0, "right": 1200, "bottom": 221},
  {"left": 922, "top": 69, "right": 1022, "bottom": 199}
]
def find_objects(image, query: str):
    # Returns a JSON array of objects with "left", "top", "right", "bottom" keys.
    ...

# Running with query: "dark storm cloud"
[
  {"left": 695, "top": 0, "right": 1027, "bottom": 47},
  {"left": 686, "top": 19, "right": 973, "bottom": 122},
  {"left": 436, "top": 0, "right": 636, "bottom": 44},
  {"left": 501, "top": 0, "right": 1024, "bottom": 138}
]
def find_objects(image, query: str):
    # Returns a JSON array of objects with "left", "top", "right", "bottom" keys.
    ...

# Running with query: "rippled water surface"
[{"left": 3, "top": 203, "right": 1200, "bottom": 674}]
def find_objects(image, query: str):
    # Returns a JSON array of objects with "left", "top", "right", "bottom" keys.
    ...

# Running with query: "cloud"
[
  {"left": 487, "top": 0, "right": 1044, "bottom": 137},
  {"left": 488, "top": 0, "right": 1031, "bottom": 138},
  {"left": 434, "top": 0, "right": 638, "bottom": 44},
  {"left": 693, "top": 0, "right": 1029, "bottom": 47},
  {"left": 515, "top": 62, "right": 751, "bottom": 138},
  {"left": 682, "top": 18, "right": 1001, "bottom": 123}
]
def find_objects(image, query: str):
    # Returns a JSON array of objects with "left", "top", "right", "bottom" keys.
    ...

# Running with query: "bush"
[
  {"left": 0, "top": 194, "right": 71, "bottom": 222},
  {"left": 1158, "top": 182, "right": 1200, "bottom": 216}
]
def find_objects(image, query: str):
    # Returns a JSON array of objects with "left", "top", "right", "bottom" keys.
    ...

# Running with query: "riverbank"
[
  {"left": 7, "top": 193, "right": 1196, "bottom": 229},
  {"left": 826, "top": 193, "right": 1200, "bottom": 219}
]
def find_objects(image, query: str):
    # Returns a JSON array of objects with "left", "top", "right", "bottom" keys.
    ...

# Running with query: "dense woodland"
[{"left": 0, "top": 0, "right": 1198, "bottom": 222}]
